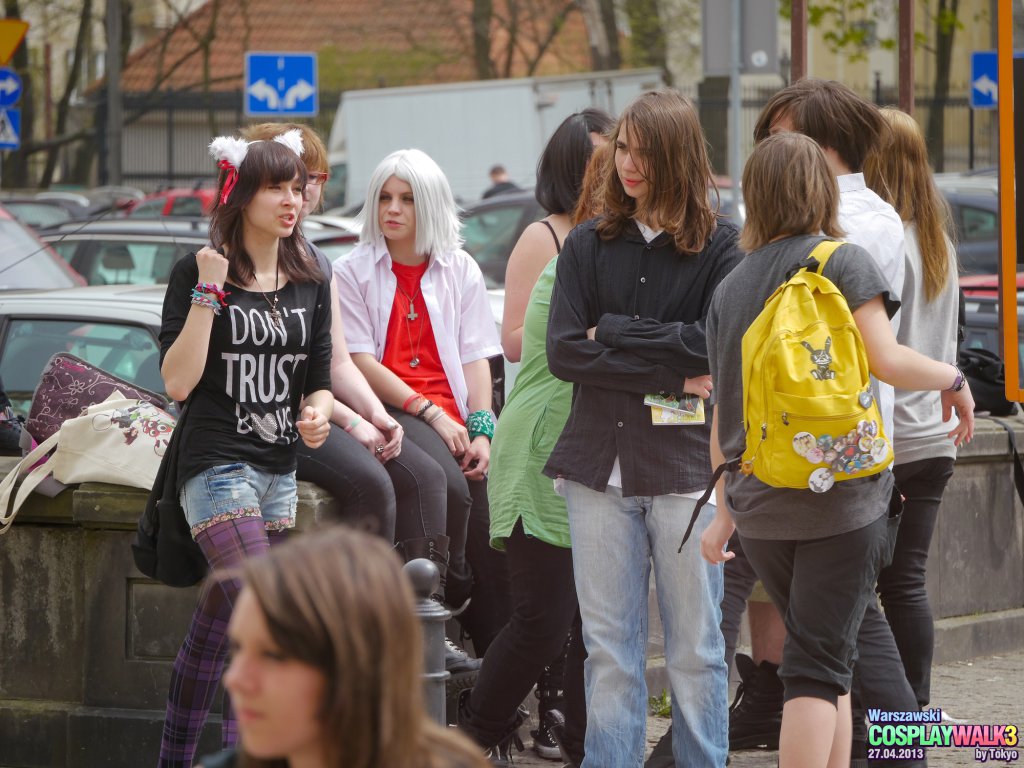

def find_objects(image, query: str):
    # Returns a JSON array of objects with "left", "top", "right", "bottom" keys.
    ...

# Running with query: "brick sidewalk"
[{"left": 510, "top": 651, "right": 1024, "bottom": 767}]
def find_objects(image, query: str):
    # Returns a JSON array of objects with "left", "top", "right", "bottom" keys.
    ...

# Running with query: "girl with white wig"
[{"left": 334, "top": 149, "right": 511, "bottom": 656}]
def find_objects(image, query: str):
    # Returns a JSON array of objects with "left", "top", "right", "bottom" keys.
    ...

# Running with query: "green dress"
[{"left": 488, "top": 258, "right": 571, "bottom": 549}]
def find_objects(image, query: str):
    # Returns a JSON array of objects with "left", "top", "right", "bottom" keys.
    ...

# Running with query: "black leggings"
[
  {"left": 394, "top": 409, "right": 512, "bottom": 655},
  {"left": 462, "top": 519, "right": 585, "bottom": 755},
  {"left": 295, "top": 425, "right": 447, "bottom": 542}
]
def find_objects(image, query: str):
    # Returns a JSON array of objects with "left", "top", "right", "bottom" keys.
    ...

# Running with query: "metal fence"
[{"left": 99, "top": 83, "right": 996, "bottom": 192}]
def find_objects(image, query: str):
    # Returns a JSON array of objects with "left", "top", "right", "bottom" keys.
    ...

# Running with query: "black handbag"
[
  {"left": 131, "top": 399, "right": 208, "bottom": 587},
  {"left": 958, "top": 347, "right": 1018, "bottom": 417}
]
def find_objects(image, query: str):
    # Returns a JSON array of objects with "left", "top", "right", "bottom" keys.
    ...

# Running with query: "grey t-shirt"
[{"left": 706, "top": 234, "right": 900, "bottom": 540}]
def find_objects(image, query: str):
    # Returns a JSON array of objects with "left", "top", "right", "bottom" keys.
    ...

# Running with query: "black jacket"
[{"left": 543, "top": 216, "right": 743, "bottom": 496}]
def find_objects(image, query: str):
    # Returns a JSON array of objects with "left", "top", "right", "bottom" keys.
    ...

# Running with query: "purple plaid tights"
[{"left": 157, "top": 517, "right": 289, "bottom": 767}]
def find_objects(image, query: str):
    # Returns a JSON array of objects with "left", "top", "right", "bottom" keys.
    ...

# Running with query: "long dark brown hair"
[
  {"left": 209, "top": 140, "right": 323, "bottom": 286},
  {"left": 234, "top": 527, "right": 487, "bottom": 768},
  {"left": 597, "top": 90, "right": 718, "bottom": 254}
]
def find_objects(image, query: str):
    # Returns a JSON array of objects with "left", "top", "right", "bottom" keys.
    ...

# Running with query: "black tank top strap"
[{"left": 540, "top": 219, "right": 562, "bottom": 252}]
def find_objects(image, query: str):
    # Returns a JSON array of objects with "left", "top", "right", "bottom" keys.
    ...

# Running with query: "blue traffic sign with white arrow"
[
  {"left": 970, "top": 50, "right": 997, "bottom": 110},
  {"left": 245, "top": 52, "right": 318, "bottom": 117},
  {"left": 0, "top": 67, "right": 22, "bottom": 108}
]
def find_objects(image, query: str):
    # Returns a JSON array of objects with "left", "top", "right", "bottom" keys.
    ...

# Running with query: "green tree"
[{"left": 782, "top": 0, "right": 975, "bottom": 170}]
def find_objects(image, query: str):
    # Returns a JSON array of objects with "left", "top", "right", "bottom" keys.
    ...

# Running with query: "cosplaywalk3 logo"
[{"left": 867, "top": 709, "right": 1019, "bottom": 763}]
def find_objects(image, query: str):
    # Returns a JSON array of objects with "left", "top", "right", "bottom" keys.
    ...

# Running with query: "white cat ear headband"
[{"left": 208, "top": 129, "right": 305, "bottom": 205}]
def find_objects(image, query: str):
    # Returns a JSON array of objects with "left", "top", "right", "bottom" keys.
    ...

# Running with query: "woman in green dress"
[{"left": 455, "top": 109, "right": 612, "bottom": 766}]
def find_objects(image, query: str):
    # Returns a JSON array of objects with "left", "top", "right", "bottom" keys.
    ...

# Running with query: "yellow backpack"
[
  {"left": 739, "top": 238, "right": 892, "bottom": 492},
  {"left": 678, "top": 238, "right": 893, "bottom": 552}
]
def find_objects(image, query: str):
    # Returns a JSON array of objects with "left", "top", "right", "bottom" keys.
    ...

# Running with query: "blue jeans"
[{"left": 564, "top": 481, "right": 728, "bottom": 768}]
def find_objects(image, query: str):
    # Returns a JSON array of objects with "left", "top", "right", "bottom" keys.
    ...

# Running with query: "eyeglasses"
[{"left": 307, "top": 171, "right": 329, "bottom": 186}]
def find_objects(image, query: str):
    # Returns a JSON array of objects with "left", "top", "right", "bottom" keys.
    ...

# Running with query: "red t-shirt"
[{"left": 382, "top": 261, "right": 463, "bottom": 424}]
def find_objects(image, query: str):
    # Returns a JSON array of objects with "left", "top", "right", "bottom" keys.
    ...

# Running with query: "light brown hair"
[
  {"left": 235, "top": 528, "right": 486, "bottom": 768},
  {"left": 740, "top": 132, "right": 844, "bottom": 252},
  {"left": 242, "top": 122, "right": 329, "bottom": 174},
  {"left": 752, "top": 78, "right": 885, "bottom": 173},
  {"left": 864, "top": 108, "right": 957, "bottom": 301},
  {"left": 572, "top": 140, "right": 612, "bottom": 225},
  {"left": 597, "top": 90, "right": 718, "bottom": 254}
]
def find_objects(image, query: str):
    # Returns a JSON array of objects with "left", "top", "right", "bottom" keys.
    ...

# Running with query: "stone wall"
[{"left": 1, "top": 416, "right": 1023, "bottom": 767}]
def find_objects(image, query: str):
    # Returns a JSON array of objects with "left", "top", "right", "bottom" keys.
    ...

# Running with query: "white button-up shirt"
[
  {"left": 838, "top": 172, "right": 906, "bottom": 439},
  {"left": 333, "top": 237, "right": 502, "bottom": 419}
]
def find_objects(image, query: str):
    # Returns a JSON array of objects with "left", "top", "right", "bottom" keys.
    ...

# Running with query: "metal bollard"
[{"left": 403, "top": 557, "right": 451, "bottom": 725}]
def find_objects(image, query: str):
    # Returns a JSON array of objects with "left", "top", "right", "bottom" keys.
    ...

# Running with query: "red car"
[
  {"left": 959, "top": 273, "right": 1024, "bottom": 298},
  {"left": 126, "top": 187, "right": 217, "bottom": 218}
]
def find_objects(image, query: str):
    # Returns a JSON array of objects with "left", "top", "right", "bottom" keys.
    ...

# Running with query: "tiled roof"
[{"left": 120, "top": 0, "right": 593, "bottom": 94}]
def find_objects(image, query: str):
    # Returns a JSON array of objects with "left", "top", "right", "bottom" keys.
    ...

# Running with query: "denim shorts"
[{"left": 180, "top": 463, "right": 297, "bottom": 535}]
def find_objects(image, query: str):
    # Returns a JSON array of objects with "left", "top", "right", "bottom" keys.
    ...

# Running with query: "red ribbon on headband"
[{"left": 218, "top": 159, "right": 239, "bottom": 205}]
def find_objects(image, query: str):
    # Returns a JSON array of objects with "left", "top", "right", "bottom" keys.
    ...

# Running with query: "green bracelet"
[{"left": 466, "top": 409, "right": 495, "bottom": 441}]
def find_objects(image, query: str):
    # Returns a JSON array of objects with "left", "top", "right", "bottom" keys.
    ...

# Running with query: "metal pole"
[
  {"left": 898, "top": 0, "right": 914, "bottom": 114},
  {"left": 105, "top": 0, "right": 123, "bottom": 184},
  {"left": 403, "top": 558, "right": 451, "bottom": 725},
  {"left": 791, "top": 0, "right": 807, "bottom": 82},
  {"left": 729, "top": 0, "right": 742, "bottom": 203},
  {"left": 969, "top": 107, "right": 975, "bottom": 171}
]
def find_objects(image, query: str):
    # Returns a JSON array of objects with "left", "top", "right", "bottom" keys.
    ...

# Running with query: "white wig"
[{"left": 358, "top": 148, "right": 463, "bottom": 256}]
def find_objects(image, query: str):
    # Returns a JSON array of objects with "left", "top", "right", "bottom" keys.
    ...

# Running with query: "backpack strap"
[
  {"left": 805, "top": 238, "right": 843, "bottom": 275},
  {"left": 677, "top": 456, "right": 742, "bottom": 553}
]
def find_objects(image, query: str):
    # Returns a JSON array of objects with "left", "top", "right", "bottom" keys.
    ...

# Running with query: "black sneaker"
[
  {"left": 457, "top": 692, "right": 526, "bottom": 767},
  {"left": 531, "top": 708, "right": 564, "bottom": 760},
  {"left": 729, "top": 653, "right": 783, "bottom": 750}
]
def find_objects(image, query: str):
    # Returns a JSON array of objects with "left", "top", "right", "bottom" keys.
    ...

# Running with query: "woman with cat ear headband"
[{"left": 157, "top": 130, "right": 334, "bottom": 768}]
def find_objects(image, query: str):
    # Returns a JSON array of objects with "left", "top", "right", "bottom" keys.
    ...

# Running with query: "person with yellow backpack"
[{"left": 699, "top": 132, "right": 974, "bottom": 768}]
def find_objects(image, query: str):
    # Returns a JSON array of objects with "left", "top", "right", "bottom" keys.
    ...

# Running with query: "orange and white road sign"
[{"left": 0, "top": 19, "right": 29, "bottom": 68}]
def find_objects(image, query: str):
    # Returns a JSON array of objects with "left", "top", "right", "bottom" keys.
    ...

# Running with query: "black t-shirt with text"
[{"left": 160, "top": 252, "right": 333, "bottom": 487}]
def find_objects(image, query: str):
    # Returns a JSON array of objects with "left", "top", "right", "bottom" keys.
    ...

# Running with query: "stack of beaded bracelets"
[
  {"left": 404, "top": 393, "right": 445, "bottom": 425},
  {"left": 466, "top": 409, "right": 495, "bottom": 442},
  {"left": 191, "top": 282, "right": 230, "bottom": 316},
  {"left": 947, "top": 363, "right": 967, "bottom": 392}
]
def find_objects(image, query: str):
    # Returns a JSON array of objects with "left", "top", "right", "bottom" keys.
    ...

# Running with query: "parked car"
[
  {"left": 961, "top": 293, "right": 1024, "bottom": 383},
  {"left": 0, "top": 204, "right": 85, "bottom": 290},
  {"left": 460, "top": 190, "right": 544, "bottom": 289},
  {"left": 126, "top": 186, "right": 217, "bottom": 218},
  {"left": 0, "top": 194, "right": 90, "bottom": 229},
  {"left": 0, "top": 285, "right": 167, "bottom": 421},
  {"left": 38, "top": 218, "right": 359, "bottom": 286},
  {"left": 934, "top": 173, "right": 1001, "bottom": 275}
]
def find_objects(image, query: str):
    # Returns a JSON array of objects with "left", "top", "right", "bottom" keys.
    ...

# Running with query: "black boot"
[
  {"left": 457, "top": 690, "right": 526, "bottom": 767},
  {"left": 531, "top": 639, "right": 568, "bottom": 760},
  {"left": 729, "top": 653, "right": 784, "bottom": 750},
  {"left": 397, "top": 534, "right": 470, "bottom": 615},
  {"left": 397, "top": 537, "right": 481, "bottom": 686}
]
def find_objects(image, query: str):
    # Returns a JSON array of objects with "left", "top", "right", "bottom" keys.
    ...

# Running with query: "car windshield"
[
  {"left": 0, "top": 318, "right": 164, "bottom": 418},
  {"left": 0, "top": 220, "right": 81, "bottom": 290}
]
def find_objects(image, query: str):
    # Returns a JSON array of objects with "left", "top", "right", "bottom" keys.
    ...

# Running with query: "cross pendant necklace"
[
  {"left": 253, "top": 261, "right": 283, "bottom": 330},
  {"left": 395, "top": 284, "right": 424, "bottom": 367}
]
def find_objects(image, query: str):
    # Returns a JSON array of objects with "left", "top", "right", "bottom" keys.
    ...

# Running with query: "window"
[
  {"left": 129, "top": 199, "right": 167, "bottom": 218},
  {"left": 960, "top": 205, "right": 998, "bottom": 242},
  {"left": 460, "top": 205, "right": 526, "bottom": 288},
  {"left": 0, "top": 221, "right": 80, "bottom": 290},
  {"left": 0, "top": 319, "right": 163, "bottom": 418},
  {"left": 170, "top": 197, "right": 205, "bottom": 216}
]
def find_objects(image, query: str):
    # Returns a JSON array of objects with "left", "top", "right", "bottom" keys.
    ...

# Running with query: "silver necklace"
[
  {"left": 395, "top": 284, "right": 425, "bottom": 367},
  {"left": 253, "top": 260, "right": 283, "bottom": 329}
]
